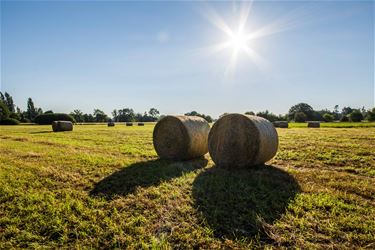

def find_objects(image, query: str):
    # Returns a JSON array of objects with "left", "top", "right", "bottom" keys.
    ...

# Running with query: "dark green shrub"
[
  {"left": 294, "top": 112, "right": 307, "bottom": 123},
  {"left": 323, "top": 113, "right": 334, "bottom": 122},
  {"left": 9, "top": 112, "right": 21, "bottom": 121},
  {"left": 366, "top": 108, "right": 375, "bottom": 122},
  {"left": 0, "top": 118, "right": 20, "bottom": 125},
  {"left": 349, "top": 110, "right": 363, "bottom": 122},
  {"left": 34, "top": 113, "right": 76, "bottom": 125},
  {"left": 340, "top": 115, "right": 349, "bottom": 122},
  {"left": 0, "top": 101, "right": 10, "bottom": 121}
]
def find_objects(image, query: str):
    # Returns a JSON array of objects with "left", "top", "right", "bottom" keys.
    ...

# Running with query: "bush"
[
  {"left": 366, "top": 108, "right": 375, "bottom": 122},
  {"left": 9, "top": 112, "right": 21, "bottom": 121},
  {"left": 294, "top": 112, "right": 307, "bottom": 123},
  {"left": 340, "top": 115, "right": 349, "bottom": 122},
  {"left": 34, "top": 113, "right": 76, "bottom": 125},
  {"left": 349, "top": 110, "right": 363, "bottom": 122},
  {"left": 323, "top": 113, "right": 334, "bottom": 122},
  {"left": 0, "top": 118, "right": 20, "bottom": 125},
  {"left": 0, "top": 101, "right": 10, "bottom": 121}
]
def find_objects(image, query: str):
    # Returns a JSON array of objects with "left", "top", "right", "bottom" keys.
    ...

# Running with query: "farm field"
[{"left": 0, "top": 125, "right": 374, "bottom": 249}]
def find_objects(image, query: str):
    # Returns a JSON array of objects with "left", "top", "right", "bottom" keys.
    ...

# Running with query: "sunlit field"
[{"left": 0, "top": 124, "right": 374, "bottom": 249}]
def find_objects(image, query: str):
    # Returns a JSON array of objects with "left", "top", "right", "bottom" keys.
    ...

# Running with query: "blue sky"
[{"left": 1, "top": 0, "right": 374, "bottom": 118}]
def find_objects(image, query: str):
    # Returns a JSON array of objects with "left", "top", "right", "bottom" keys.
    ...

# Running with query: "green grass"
[{"left": 0, "top": 125, "right": 374, "bottom": 249}]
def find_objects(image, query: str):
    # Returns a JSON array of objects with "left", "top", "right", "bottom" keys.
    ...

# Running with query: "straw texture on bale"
[
  {"left": 52, "top": 121, "right": 73, "bottom": 132},
  {"left": 126, "top": 122, "right": 133, "bottom": 126},
  {"left": 138, "top": 122, "right": 145, "bottom": 126},
  {"left": 308, "top": 122, "right": 320, "bottom": 128},
  {"left": 208, "top": 114, "right": 278, "bottom": 168},
  {"left": 108, "top": 122, "right": 115, "bottom": 127},
  {"left": 153, "top": 115, "right": 210, "bottom": 160},
  {"left": 273, "top": 121, "right": 288, "bottom": 128}
]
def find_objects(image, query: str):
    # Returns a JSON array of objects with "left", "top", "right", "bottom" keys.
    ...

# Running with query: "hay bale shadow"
[
  {"left": 192, "top": 165, "right": 300, "bottom": 240},
  {"left": 90, "top": 158, "right": 208, "bottom": 199},
  {"left": 30, "top": 131, "right": 53, "bottom": 134}
]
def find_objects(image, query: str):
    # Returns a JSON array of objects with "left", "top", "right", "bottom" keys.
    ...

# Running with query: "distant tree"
[
  {"left": 9, "top": 112, "right": 21, "bottom": 121},
  {"left": 349, "top": 110, "right": 363, "bottom": 122},
  {"left": 341, "top": 107, "right": 353, "bottom": 116},
  {"left": 26, "top": 98, "right": 38, "bottom": 121},
  {"left": 148, "top": 108, "right": 160, "bottom": 119},
  {"left": 294, "top": 112, "right": 307, "bottom": 123},
  {"left": 366, "top": 108, "right": 375, "bottom": 122},
  {"left": 245, "top": 111, "right": 255, "bottom": 115},
  {"left": 117, "top": 108, "right": 135, "bottom": 122},
  {"left": 288, "top": 103, "right": 314, "bottom": 121},
  {"left": 185, "top": 111, "right": 213, "bottom": 123},
  {"left": 340, "top": 115, "right": 349, "bottom": 122},
  {"left": 0, "top": 101, "right": 10, "bottom": 121},
  {"left": 93, "top": 109, "right": 108, "bottom": 122},
  {"left": 70, "top": 109, "right": 84, "bottom": 122},
  {"left": 112, "top": 109, "right": 118, "bottom": 122},
  {"left": 4, "top": 92, "right": 15, "bottom": 113},
  {"left": 44, "top": 110, "right": 54, "bottom": 114},
  {"left": 323, "top": 113, "right": 334, "bottom": 122},
  {"left": 256, "top": 110, "right": 278, "bottom": 122},
  {"left": 0, "top": 92, "right": 5, "bottom": 103},
  {"left": 83, "top": 113, "right": 95, "bottom": 122}
]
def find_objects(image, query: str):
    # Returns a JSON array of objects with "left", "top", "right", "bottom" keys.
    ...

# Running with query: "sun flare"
[{"left": 228, "top": 31, "right": 249, "bottom": 51}]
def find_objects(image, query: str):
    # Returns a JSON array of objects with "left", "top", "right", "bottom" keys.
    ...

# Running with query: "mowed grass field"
[{"left": 0, "top": 124, "right": 374, "bottom": 249}]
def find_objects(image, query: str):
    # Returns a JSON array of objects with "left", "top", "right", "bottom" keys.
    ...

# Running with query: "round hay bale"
[
  {"left": 273, "top": 121, "right": 288, "bottom": 128},
  {"left": 138, "top": 122, "right": 145, "bottom": 126},
  {"left": 208, "top": 114, "right": 278, "bottom": 168},
  {"left": 52, "top": 121, "right": 73, "bottom": 132},
  {"left": 108, "top": 122, "right": 115, "bottom": 127},
  {"left": 153, "top": 115, "right": 210, "bottom": 160},
  {"left": 307, "top": 121, "right": 320, "bottom": 128},
  {"left": 126, "top": 122, "right": 133, "bottom": 126}
]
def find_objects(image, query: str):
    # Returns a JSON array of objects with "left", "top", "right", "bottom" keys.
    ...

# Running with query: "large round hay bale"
[
  {"left": 52, "top": 121, "right": 73, "bottom": 132},
  {"left": 153, "top": 115, "right": 210, "bottom": 160},
  {"left": 308, "top": 121, "right": 320, "bottom": 128},
  {"left": 126, "top": 122, "right": 133, "bottom": 126},
  {"left": 208, "top": 114, "right": 278, "bottom": 168},
  {"left": 138, "top": 122, "right": 144, "bottom": 126},
  {"left": 108, "top": 122, "right": 115, "bottom": 127},
  {"left": 273, "top": 121, "right": 288, "bottom": 128}
]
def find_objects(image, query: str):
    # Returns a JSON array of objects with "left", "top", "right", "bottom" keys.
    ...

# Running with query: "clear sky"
[{"left": 1, "top": 0, "right": 374, "bottom": 118}]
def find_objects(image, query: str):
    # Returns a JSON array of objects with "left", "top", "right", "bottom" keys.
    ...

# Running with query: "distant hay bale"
[
  {"left": 208, "top": 114, "right": 278, "bottom": 168},
  {"left": 153, "top": 115, "right": 210, "bottom": 160},
  {"left": 308, "top": 121, "right": 320, "bottom": 128},
  {"left": 273, "top": 121, "right": 289, "bottom": 128},
  {"left": 108, "top": 122, "right": 115, "bottom": 127},
  {"left": 52, "top": 121, "right": 73, "bottom": 132},
  {"left": 126, "top": 122, "right": 133, "bottom": 126},
  {"left": 138, "top": 122, "right": 145, "bottom": 126}
]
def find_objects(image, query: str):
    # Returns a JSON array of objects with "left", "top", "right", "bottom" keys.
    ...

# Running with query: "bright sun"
[{"left": 228, "top": 31, "right": 248, "bottom": 51}]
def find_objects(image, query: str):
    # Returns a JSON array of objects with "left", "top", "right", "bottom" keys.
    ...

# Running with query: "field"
[{"left": 0, "top": 124, "right": 374, "bottom": 249}]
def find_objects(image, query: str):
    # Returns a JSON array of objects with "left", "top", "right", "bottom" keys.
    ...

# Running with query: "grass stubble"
[{"left": 0, "top": 124, "right": 374, "bottom": 249}]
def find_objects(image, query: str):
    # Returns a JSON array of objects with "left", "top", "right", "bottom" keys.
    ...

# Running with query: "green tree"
[
  {"left": 26, "top": 98, "right": 38, "bottom": 121},
  {"left": 294, "top": 112, "right": 307, "bottom": 122},
  {"left": 288, "top": 103, "right": 314, "bottom": 121},
  {"left": 256, "top": 110, "right": 278, "bottom": 122},
  {"left": 349, "top": 110, "right": 363, "bottom": 122},
  {"left": 366, "top": 108, "right": 375, "bottom": 122},
  {"left": 93, "top": 109, "right": 108, "bottom": 122},
  {"left": 70, "top": 109, "right": 84, "bottom": 122},
  {"left": 148, "top": 108, "right": 160, "bottom": 119},
  {"left": 245, "top": 111, "right": 255, "bottom": 115},
  {"left": 0, "top": 101, "right": 10, "bottom": 121},
  {"left": 323, "top": 113, "right": 334, "bottom": 122},
  {"left": 112, "top": 109, "right": 118, "bottom": 122},
  {"left": 185, "top": 111, "right": 213, "bottom": 123},
  {"left": 4, "top": 92, "right": 15, "bottom": 113}
]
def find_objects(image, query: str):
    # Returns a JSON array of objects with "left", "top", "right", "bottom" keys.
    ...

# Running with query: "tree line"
[{"left": 1, "top": 92, "right": 374, "bottom": 124}]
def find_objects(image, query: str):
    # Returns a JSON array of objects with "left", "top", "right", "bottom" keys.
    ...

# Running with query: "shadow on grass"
[
  {"left": 90, "top": 158, "right": 208, "bottom": 199},
  {"left": 30, "top": 131, "right": 53, "bottom": 134},
  {"left": 192, "top": 164, "right": 300, "bottom": 240}
]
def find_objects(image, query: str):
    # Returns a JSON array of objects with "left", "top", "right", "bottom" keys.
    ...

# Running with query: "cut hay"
[
  {"left": 138, "top": 122, "right": 144, "bottom": 126},
  {"left": 52, "top": 121, "right": 73, "bottom": 132},
  {"left": 273, "top": 121, "right": 289, "bottom": 128},
  {"left": 308, "top": 121, "right": 320, "bottom": 128},
  {"left": 126, "top": 122, "right": 133, "bottom": 126},
  {"left": 153, "top": 115, "right": 210, "bottom": 160},
  {"left": 208, "top": 114, "right": 278, "bottom": 168}
]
